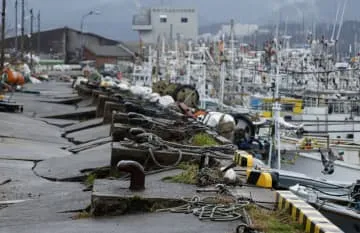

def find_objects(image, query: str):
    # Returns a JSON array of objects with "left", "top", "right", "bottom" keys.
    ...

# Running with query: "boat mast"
[
  {"left": 230, "top": 19, "right": 235, "bottom": 102},
  {"left": 219, "top": 49, "right": 226, "bottom": 111},
  {"left": 161, "top": 34, "right": 165, "bottom": 55},
  {"left": 330, "top": 1, "right": 341, "bottom": 42},
  {"left": 148, "top": 45, "right": 152, "bottom": 87},
  {"left": 268, "top": 19, "right": 282, "bottom": 169},
  {"left": 186, "top": 40, "right": 192, "bottom": 85},
  {"left": 200, "top": 43, "right": 207, "bottom": 109},
  {"left": 155, "top": 35, "right": 160, "bottom": 82},
  {"left": 174, "top": 38, "right": 178, "bottom": 65},
  {"left": 274, "top": 50, "right": 281, "bottom": 170},
  {"left": 335, "top": 0, "right": 348, "bottom": 61}
]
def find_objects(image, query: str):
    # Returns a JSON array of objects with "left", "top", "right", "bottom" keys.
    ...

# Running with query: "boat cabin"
[{"left": 250, "top": 96, "right": 303, "bottom": 118}]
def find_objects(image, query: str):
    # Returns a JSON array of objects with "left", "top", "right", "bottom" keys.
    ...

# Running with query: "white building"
[{"left": 132, "top": 7, "right": 198, "bottom": 44}]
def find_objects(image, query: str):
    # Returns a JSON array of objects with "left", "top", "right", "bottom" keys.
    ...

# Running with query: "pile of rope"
[
  {"left": 126, "top": 112, "right": 209, "bottom": 134},
  {"left": 157, "top": 195, "right": 261, "bottom": 232},
  {"left": 157, "top": 196, "right": 248, "bottom": 221},
  {"left": 121, "top": 131, "right": 236, "bottom": 168},
  {"left": 124, "top": 101, "right": 184, "bottom": 120}
]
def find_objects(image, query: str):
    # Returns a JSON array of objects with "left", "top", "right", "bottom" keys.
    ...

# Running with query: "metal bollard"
[{"left": 117, "top": 160, "right": 145, "bottom": 191}]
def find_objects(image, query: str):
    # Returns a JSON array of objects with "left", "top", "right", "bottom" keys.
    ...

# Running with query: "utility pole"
[
  {"left": 0, "top": 0, "right": 6, "bottom": 71},
  {"left": 29, "top": 8, "right": 33, "bottom": 69},
  {"left": 15, "top": 0, "right": 18, "bottom": 51},
  {"left": 230, "top": 19, "right": 235, "bottom": 102},
  {"left": 20, "top": 0, "right": 24, "bottom": 60},
  {"left": 37, "top": 10, "right": 40, "bottom": 55}
]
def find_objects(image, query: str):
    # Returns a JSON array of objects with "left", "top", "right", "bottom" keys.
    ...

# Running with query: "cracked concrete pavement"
[{"left": 0, "top": 82, "right": 239, "bottom": 233}]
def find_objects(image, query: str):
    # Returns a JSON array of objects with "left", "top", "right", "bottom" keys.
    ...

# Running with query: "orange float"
[
  {"left": 2, "top": 68, "right": 25, "bottom": 86},
  {"left": 194, "top": 110, "right": 207, "bottom": 118}
]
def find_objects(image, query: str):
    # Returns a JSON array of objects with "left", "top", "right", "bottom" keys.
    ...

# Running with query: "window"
[
  {"left": 340, "top": 103, "right": 345, "bottom": 113},
  {"left": 282, "top": 104, "right": 294, "bottom": 112},
  {"left": 160, "top": 15, "right": 167, "bottom": 23},
  {"left": 181, "top": 17, "right": 188, "bottom": 23}
]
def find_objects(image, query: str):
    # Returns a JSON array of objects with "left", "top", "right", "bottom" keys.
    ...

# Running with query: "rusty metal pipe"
[{"left": 117, "top": 160, "right": 145, "bottom": 191}]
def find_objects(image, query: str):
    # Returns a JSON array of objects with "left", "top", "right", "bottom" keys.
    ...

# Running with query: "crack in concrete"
[
  {"left": 39, "top": 119, "right": 77, "bottom": 129},
  {"left": 0, "top": 135, "right": 70, "bottom": 146},
  {"left": 57, "top": 208, "right": 87, "bottom": 214},
  {"left": 0, "top": 179, "right": 12, "bottom": 186},
  {"left": 0, "top": 158, "right": 42, "bottom": 163},
  {"left": 31, "top": 161, "right": 86, "bottom": 183}
]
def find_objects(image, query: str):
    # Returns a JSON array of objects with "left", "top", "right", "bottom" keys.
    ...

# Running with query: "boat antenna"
[
  {"left": 230, "top": 19, "right": 235, "bottom": 103},
  {"left": 186, "top": 40, "right": 192, "bottom": 85},
  {"left": 267, "top": 14, "right": 282, "bottom": 169},
  {"left": 336, "top": 0, "right": 348, "bottom": 42},
  {"left": 219, "top": 50, "right": 225, "bottom": 111},
  {"left": 330, "top": 1, "right": 341, "bottom": 42},
  {"left": 148, "top": 45, "right": 152, "bottom": 87}
]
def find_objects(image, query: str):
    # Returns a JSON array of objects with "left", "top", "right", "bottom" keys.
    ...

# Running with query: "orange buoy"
[
  {"left": 2, "top": 68, "right": 25, "bottom": 86},
  {"left": 194, "top": 110, "right": 207, "bottom": 119}
]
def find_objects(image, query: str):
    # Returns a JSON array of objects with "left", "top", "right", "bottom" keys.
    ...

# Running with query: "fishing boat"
[{"left": 289, "top": 181, "right": 360, "bottom": 233}]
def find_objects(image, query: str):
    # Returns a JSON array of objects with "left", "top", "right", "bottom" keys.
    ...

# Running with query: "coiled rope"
[{"left": 156, "top": 195, "right": 251, "bottom": 222}]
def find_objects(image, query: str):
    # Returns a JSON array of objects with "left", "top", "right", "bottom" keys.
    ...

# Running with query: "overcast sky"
[{"left": 3, "top": 0, "right": 357, "bottom": 40}]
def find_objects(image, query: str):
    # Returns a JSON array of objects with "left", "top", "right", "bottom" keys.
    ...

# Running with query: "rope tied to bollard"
[{"left": 121, "top": 132, "right": 235, "bottom": 169}]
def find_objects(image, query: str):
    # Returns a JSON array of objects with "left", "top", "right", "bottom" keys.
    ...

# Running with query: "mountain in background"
[{"left": 5, "top": 0, "right": 360, "bottom": 41}]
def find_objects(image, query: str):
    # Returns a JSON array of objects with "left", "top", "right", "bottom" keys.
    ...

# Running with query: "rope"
[
  {"left": 156, "top": 196, "right": 251, "bottom": 222},
  {"left": 125, "top": 112, "right": 210, "bottom": 138},
  {"left": 122, "top": 132, "right": 235, "bottom": 162},
  {"left": 148, "top": 147, "right": 182, "bottom": 168},
  {"left": 122, "top": 132, "right": 183, "bottom": 168},
  {"left": 302, "top": 185, "right": 350, "bottom": 197}
]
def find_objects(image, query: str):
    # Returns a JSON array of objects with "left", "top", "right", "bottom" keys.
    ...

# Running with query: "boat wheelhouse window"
[
  {"left": 282, "top": 104, "right": 294, "bottom": 112},
  {"left": 263, "top": 103, "right": 272, "bottom": 111},
  {"left": 334, "top": 103, "right": 339, "bottom": 113},
  {"left": 351, "top": 102, "right": 356, "bottom": 111},
  {"left": 160, "top": 15, "right": 167, "bottom": 23},
  {"left": 328, "top": 104, "right": 333, "bottom": 114},
  {"left": 181, "top": 17, "right": 188, "bottom": 23},
  {"left": 304, "top": 99, "right": 309, "bottom": 107},
  {"left": 284, "top": 115, "right": 292, "bottom": 121},
  {"left": 340, "top": 103, "right": 345, "bottom": 113}
]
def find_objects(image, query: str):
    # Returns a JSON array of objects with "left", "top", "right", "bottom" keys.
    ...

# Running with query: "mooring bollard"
[{"left": 117, "top": 160, "right": 145, "bottom": 191}]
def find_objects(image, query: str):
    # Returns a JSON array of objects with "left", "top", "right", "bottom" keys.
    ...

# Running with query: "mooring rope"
[{"left": 156, "top": 195, "right": 251, "bottom": 222}]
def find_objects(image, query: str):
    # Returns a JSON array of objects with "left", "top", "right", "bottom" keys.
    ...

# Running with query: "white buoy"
[
  {"left": 73, "top": 77, "right": 88, "bottom": 88},
  {"left": 158, "top": 95, "right": 175, "bottom": 107},
  {"left": 118, "top": 83, "right": 130, "bottom": 91}
]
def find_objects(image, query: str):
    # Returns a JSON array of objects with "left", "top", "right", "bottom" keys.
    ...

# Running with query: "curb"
[{"left": 276, "top": 191, "right": 344, "bottom": 233}]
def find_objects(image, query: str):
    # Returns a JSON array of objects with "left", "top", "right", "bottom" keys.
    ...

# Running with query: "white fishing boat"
[{"left": 290, "top": 181, "right": 360, "bottom": 233}]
